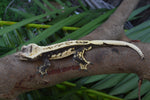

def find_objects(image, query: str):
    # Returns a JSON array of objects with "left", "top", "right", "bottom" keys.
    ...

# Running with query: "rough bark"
[{"left": 0, "top": 0, "right": 146, "bottom": 100}]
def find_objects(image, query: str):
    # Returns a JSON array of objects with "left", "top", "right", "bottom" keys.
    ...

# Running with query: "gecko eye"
[
  {"left": 21, "top": 45, "right": 32, "bottom": 54},
  {"left": 21, "top": 46, "right": 27, "bottom": 53},
  {"left": 30, "top": 45, "right": 32, "bottom": 53}
]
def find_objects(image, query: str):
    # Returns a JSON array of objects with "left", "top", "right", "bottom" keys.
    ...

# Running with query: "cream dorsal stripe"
[{"left": 19, "top": 40, "right": 144, "bottom": 60}]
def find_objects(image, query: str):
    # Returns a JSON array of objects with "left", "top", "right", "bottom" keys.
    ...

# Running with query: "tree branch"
[
  {"left": 83, "top": 0, "right": 140, "bottom": 40},
  {"left": 0, "top": 0, "right": 142, "bottom": 99}
]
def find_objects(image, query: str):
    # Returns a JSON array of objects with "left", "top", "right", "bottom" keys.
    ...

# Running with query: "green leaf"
[
  {"left": 126, "top": 20, "right": 150, "bottom": 36},
  {"left": 0, "top": 10, "right": 62, "bottom": 36},
  {"left": 1, "top": 13, "right": 87, "bottom": 57},
  {"left": 78, "top": 0, "right": 88, "bottom": 11},
  {"left": 77, "top": 75, "right": 108, "bottom": 85},
  {"left": 43, "top": 0, "right": 57, "bottom": 10},
  {"left": 109, "top": 74, "right": 138, "bottom": 95},
  {"left": 142, "top": 91, "right": 150, "bottom": 100},
  {"left": 128, "top": 4, "right": 150, "bottom": 21},
  {"left": 69, "top": 94, "right": 81, "bottom": 100},
  {"left": 74, "top": 11, "right": 100, "bottom": 27},
  {"left": 33, "top": 0, "right": 51, "bottom": 13},
  {"left": 111, "top": 74, "right": 136, "bottom": 87},
  {"left": 55, "top": 0, "right": 66, "bottom": 7},
  {"left": 140, "top": 30, "right": 150, "bottom": 42},
  {"left": 61, "top": 81, "right": 123, "bottom": 100},
  {"left": 82, "top": 92, "right": 90, "bottom": 100},
  {"left": 0, "top": 46, "right": 12, "bottom": 55},
  {"left": 125, "top": 81, "right": 150, "bottom": 100},
  {"left": 10, "top": 8, "right": 34, "bottom": 18},
  {"left": 27, "top": 13, "right": 87, "bottom": 44},
  {"left": 49, "top": 6, "right": 79, "bottom": 24},
  {"left": 3, "top": 33, "right": 16, "bottom": 47},
  {"left": 55, "top": 9, "right": 115, "bottom": 42},
  {"left": 65, "top": 1, "right": 72, "bottom": 7},
  {"left": 127, "top": 27, "right": 150, "bottom": 40},
  {"left": 91, "top": 74, "right": 128, "bottom": 90},
  {"left": 0, "top": 37, "right": 5, "bottom": 46}
]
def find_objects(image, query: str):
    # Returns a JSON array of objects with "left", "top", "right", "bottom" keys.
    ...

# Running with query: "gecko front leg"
[{"left": 38, "top": 57, "right": 51, "bottom": 76}]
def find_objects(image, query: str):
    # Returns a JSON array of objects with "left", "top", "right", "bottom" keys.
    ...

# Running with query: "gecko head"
[{"left": 19, "top": 43, "right": 41, "bottom": 60}]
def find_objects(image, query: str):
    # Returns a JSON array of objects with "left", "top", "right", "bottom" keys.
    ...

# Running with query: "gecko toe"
[{"left": 90, "top": 62, "right": 93, "bottom": 65}]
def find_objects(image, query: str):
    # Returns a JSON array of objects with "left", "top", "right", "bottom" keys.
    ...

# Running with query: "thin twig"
[{"left": 4, "top": 0, "right": 15, "bottom": 20}]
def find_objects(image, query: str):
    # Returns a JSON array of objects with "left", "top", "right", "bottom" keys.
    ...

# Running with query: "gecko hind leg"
[
  {"left": 38, "top": 58, "right": 51, "bottom": 76},
  {"left": 73, "top": 46, "right": 92, "bottom": 70}
]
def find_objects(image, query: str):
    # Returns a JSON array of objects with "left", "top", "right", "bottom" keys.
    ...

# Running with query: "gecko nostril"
[{"left": 21, "top": 48, "right": 27, "bottom": 53}]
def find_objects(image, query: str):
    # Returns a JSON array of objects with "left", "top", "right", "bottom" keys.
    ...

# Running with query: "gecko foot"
[{"left": 38, "top": 65, "right": 48, "bottom": 76}]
